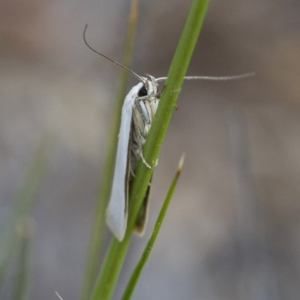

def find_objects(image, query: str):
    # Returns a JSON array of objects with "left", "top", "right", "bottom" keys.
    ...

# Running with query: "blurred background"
[{"left": 1, "top": 0, "right": 300, "bottom": 299}]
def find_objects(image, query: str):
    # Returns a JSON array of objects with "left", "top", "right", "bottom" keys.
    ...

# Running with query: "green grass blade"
[
  {"left": 0, "top": 134, "right": 54, "bottom": 290},
  {"left": 122, "top": 155, "right": 185, "bottom": 300},
  {"left": 90, "top": 1, "right": 210, "bottom": 299},
  {"left": 79, "top": 1, "right": 140, "bottom": 299},
  {"left": 12, "top": 217, "right": 33, "bottom": 300}
]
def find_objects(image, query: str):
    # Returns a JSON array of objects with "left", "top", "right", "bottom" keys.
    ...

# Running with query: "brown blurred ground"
[{"left": 1, "top": 0, "right": 300, "bottom": 299}]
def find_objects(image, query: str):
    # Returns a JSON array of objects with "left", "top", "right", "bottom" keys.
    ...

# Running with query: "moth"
[
  {"left": 107, "top": 75, "right": 159, "bottom": 241},
  {"left": 84, "top": 25, "right": 254, "bottom": 241}
]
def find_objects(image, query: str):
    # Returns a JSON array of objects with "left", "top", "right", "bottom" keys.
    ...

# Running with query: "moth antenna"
[
  {"left": 155, "top": 72, "right": 255, "bottom": 82},
  {"left": 83, "top": 24, "right": 145, "bottom": 83}
]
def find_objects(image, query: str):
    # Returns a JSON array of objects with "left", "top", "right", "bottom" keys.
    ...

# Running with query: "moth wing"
[
  {"left": 106, "top": 83, "right": 143, "bottom": 242},
  {"left": 134, "top": 177, "right": 152, "bottom": 235},
  {"left": 106, "top": 93, "right": 134, "bottom": 241}
]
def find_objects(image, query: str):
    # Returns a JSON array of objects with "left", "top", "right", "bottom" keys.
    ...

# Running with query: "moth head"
[{"left": 138, "top": 75, "right": 158, "bottom": 98}]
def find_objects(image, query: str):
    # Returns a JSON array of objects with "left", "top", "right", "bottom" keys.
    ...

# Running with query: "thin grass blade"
[
  {"left": 12, "top": 217, "right": 33, "bottom": 300},
  {"left": 122, "top": 155, "right": 185, "bottom": 300}
]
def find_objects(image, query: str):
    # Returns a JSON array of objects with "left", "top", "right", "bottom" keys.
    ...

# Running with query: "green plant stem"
[
  {"left": 90, "top": 1, "right": 209, "bottom": 299},
  {"left": 79, "top": 1, "right": 140, "bottom": 299},
  {"left": 122, "top": 155, "right": 185, "bottom": 300}
]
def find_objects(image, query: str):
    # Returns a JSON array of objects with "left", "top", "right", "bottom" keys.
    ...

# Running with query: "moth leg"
[
  {"left": 134, "top": 124, "right": 157, "bottom": 169},
  {"left": 139, "top": 92, "right": 161, "bottom": 103},
  {"left": 154, "top": 89, "right": 163, "bottom": 99},
  {"left": 132, "top": 104, "right": 156, "bottom": 169},
  {"left": 129, "top": 163, "right": 136, "bottom": 177},
  {"left": 140, "top": 151, "right": 157, "bottom": 169}
]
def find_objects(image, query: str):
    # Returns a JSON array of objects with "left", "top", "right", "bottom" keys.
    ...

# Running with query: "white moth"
[
  {"left": 84, "top": 25, "right": 254, "bottom": 241},
  {"left": 106, "top": 76, "right": 159, "bottom": 241}
]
